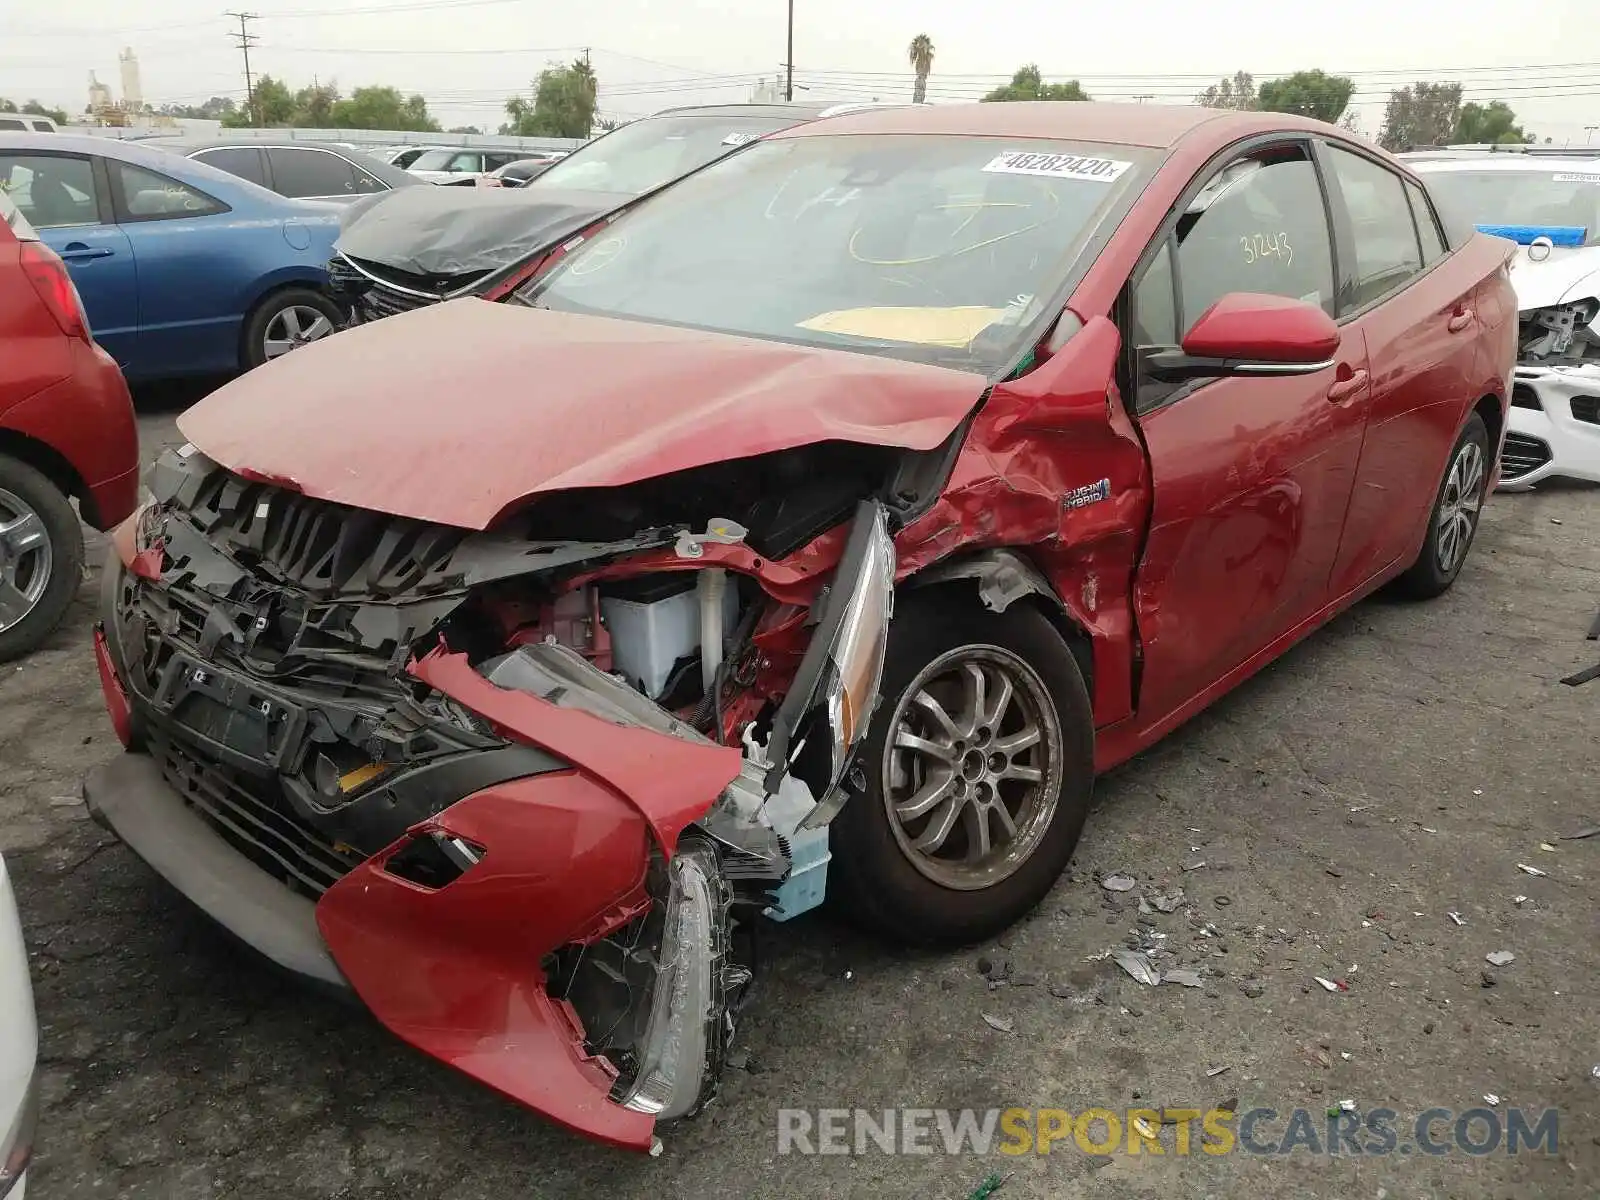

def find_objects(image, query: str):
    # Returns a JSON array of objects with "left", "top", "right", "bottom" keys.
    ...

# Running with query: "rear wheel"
[
  {"left": 828, "top": 591, "right": 1095, "bottom": 947},
  {"left": 1394, "top": 412, "right": 1489, "bottom": 599},
  {"left": 241, "top": 288, "right": 343, "bottom": 370},
  {"left": 0, "top": 454, "right": 84, "bottom": 663}
]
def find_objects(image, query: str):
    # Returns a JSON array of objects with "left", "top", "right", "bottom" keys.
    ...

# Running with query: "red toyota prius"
[{"left": 86, "top": 103, "right": 1514, "bottom": 1150}]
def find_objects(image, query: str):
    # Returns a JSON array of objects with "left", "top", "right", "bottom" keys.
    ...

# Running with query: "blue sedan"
[{"left": 0, "top": 133, "right": 343, "bottom": 381}]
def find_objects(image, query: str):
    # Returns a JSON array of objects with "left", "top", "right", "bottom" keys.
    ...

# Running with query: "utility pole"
[
  {"left": 784, "top": 0, "right": 794, "bottom": 101},
  {"left": 226, "top": 11, "right": 260, "bottom": 126}
]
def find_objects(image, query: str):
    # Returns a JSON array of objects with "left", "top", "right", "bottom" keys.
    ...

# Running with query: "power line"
[{"left": 225, "top": 11, "right": 261, "bottom": 126}]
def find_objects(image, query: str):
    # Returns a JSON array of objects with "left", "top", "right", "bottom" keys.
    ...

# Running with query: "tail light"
[{"left": 18, "top": 240, "right": 90, "bottom": 341}]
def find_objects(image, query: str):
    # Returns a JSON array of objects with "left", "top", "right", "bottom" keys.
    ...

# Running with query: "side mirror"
[{"left": 1145, "top": 292, "right": 1339, "bottom": 383}]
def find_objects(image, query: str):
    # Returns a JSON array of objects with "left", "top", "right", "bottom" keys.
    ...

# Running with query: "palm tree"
[{"left": 908, "top": 34, "right": 934, "bottom": 104}]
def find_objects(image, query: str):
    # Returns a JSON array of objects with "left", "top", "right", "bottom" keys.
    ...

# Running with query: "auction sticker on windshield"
[{"left": 982, "top": 151, "right": 1131, "bottom": 182}]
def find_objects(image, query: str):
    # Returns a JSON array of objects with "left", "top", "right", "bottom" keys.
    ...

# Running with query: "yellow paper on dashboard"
[{"left": 796, "top": 306, "right": 1008, "bottom": 349}]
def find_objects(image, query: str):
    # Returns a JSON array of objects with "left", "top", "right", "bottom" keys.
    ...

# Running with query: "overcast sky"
[{"left": 8, "top": 0, "right": 1600, "bottom": 145}]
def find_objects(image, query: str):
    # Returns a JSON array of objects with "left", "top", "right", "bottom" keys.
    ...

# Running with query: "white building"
[{"left": 119, "top": 48, "right": 142, "bottom": 112}]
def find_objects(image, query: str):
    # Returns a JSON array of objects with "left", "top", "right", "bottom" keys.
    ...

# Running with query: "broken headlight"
[
  {"left": 617, "top": 844, "right": 727, "bottom": 1121},
  {"left": 764, "top": 501, "right": 895, "bottom": 810},
  {"left": 1519, "top": 298, "right": 1600, "bottom": 362}
]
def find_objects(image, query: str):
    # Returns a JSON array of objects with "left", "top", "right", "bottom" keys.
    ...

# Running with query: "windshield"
[
  {"left": 1421, "top": 169, "right": 1600, "bottom": 246},
  {"left": 530, "top": 113, "right": 801, "bottom": 197},
  {"left": 410, "top": 148, "right": 474, "bottom": 171},
  {"left": 521, "top": 134, "right": 1151, "bottom": 372}
]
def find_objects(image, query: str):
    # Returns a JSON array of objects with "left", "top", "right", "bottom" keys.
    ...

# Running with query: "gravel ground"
[{"left": 2, "top": 400, "right": 1597, "bottom": 1200}]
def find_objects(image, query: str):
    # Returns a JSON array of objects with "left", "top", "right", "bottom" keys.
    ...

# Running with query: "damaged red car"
[{"left": 84, "top": 103, "right": 1515, "bottom": 1151}]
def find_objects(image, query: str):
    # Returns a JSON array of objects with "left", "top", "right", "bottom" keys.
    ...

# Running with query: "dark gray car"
[{"left": 154, "top": 139, "right": 423, "bottom": 205}]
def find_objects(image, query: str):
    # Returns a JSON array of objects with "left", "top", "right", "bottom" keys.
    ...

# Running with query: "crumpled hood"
[
  {"left": 334, "top": 184, "right": 628, "bottom": 279},
  {"left": 1509, "top": 245, "right": 1600, "bottom": 311},
  {"left": 177, "top": 299, "right": 990, "bottom": 530}
]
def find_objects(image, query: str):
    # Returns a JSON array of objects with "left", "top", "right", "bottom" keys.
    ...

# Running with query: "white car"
[
  {"left": 1411, "top": 152, "right": 1600, "bottom": 488},
  {"left": 0, "top": 854, "right": 36, "bottom": 1198},
  {"left": 404, "top": 147, "right": 528, "bottom": 185}
]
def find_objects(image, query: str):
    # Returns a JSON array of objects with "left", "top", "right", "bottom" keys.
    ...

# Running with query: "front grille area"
[
  {"left": 154, "top": 732, "right": 362, "bottom": 896},
  {"left": 359, "top": 283, "right": 437, "bottom": 322},
  {"left": 1571, "top": 394, "right": 1600, "bottom": 426},
  {"left": 1501, "top": 432, "right": 1553, "bottom": 480},
  {"left": 176, "top": 469, "right": 466, "bottom": 599}
]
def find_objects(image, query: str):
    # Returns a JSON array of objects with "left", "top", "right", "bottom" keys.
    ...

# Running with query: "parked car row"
[{"left": 78, "top": 100, "right": 1518, "bottom": 1158}]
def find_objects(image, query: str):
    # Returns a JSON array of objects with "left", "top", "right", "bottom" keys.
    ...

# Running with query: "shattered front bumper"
[
  {"left": 87, "top": 571, "right": 745, "bottom": 1152},
  {"left": 1503, "top": 363, "right": 1600, "bottom": 487}
]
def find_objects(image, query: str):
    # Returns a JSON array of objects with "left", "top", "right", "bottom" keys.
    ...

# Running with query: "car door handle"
[
  {"left": 1326, "top": 369, "right": 1369, "bottom": 403},
  {"left": 59, "top": 245, "right": 114, "bottom": 261},
  {"left": 1447, "top": 310, "right": 1475, "bottom": 333}
]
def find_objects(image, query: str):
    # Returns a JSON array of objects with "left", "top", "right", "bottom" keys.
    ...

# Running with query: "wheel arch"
[
  {"left": 1473, "top": 392, "right": 1504, "bottom": 466},
  {"left": 0, "top": 430, "right": 91, "bottom": 522},
  {"left": 900, "top": 548, "right": 1096, "bottom": 697}
]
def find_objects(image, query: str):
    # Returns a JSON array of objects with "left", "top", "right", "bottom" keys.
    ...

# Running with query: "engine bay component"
[{"left": 1519, "top": 299, "right": 1600, "bottom": 363}]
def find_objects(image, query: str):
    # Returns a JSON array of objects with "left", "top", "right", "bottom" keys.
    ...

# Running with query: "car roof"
[
  {"left": 1407, "top": 154, "right": 1600, "bottom": 173},
  {"left": 0, "top": 130, "right": 320, "bottom": 205},
  {"left": 770, "top": 100, "right": 1332, "bottom": 149}
]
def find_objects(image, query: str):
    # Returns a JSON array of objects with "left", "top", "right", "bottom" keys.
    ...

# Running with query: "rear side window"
[
  {"left": 114, "top": 160, "right": 228, "bottom": 220},
  {"left": 1406, "top": 179, "right": 1447, "bottom": 264},
  {"left": 29, "top": 119, "right": 55, "bottom": 132},
  {"left": 266, "top": 148, "right": 357, "bottom": 198},
  {"left": 194, "top": 146, "right": 268, "bottom": 188},
  {"left": 1325, "top": 146, "right": 1423, "bottom": 309},
  {"left": 0, "top": 153, "right": 99, "bottom": 228}
]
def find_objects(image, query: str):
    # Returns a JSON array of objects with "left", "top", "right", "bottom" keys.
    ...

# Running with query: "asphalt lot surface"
[{"left": 2, "top": 396, "right": 1597, "bottom": 1199}]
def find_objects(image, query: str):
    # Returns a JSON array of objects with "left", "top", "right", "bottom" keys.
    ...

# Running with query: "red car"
[
  {"left": 85, "top": 103, "right": 1513, "bottom": 1150},
  {"left": 0, "top": 187, "right": 138, "bottom": 661}
]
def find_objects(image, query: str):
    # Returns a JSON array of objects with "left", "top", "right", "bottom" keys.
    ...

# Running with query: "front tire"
[
  {"left": 1394, "top": 411, "right": 1489, "bottom": 599},
  {"left": 828, "top": 591, "right": 1095, "bottom": 947},
  {"left": 241, "top": 288, "right": 343, "bottom": 370},
  {"left": 0, "top": 454, "right": 84, "bottom": 663}
]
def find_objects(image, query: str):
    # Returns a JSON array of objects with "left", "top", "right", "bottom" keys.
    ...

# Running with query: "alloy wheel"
[
  {"left": 263, "top": 305, "right": 336, "bottom": 360},
  {"left": 882, "top": 645, "right": 1062, "bottom": 892},
  {"left": 0, "top": 487, "right": 53, "bottom": 634},
  {"left": 1436, "top": 439, "right": 1486, "bottom": 574}
]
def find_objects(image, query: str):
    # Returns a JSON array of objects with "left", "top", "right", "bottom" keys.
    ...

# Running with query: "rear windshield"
[
  {"left": 522, "top": 134, "right": 1152, "bottom": 372},
  {"left": 530, "top": 114, "right": 801, "bottom": 197},
  {"left": 1421, "top": 169, "right": 1600, "bottom": 246}
]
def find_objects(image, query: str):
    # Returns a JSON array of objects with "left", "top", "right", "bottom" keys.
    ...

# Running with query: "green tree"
[
  {"left": 1, "top": 98, "right": 71, "bottom": 125},
  {"left": 293, "top": 81, "right": 340, "bottom": 127},
  {"left": 330, "top": 86, "right": 439, "bottom": 131},
  {"left": 1195, "top": 71, "right": 1256, "bottom": 111},
  {"left": 1256, "top": 70, "right": 1354, "bottom": 124},
  {"left": 448, "top": 125, "right": 483, "bottom": 135},
  {"left": 1453, "top": 100, "right": 1532, "bottom": 145},
  {"left": 1378, "top": 81, "right": 1462, "bottom": 151},
  {"left": 222, "top": 74, "right": 295, "bottom": 126},
  {"left": 908, "top": 33, "right": 935, "bottom": 105},
  {"left": 982, "top": 65, "right": 1090, "bottom": 103},
  {"left": 158, "top": 96, "right": 237, "bottom": 121},
  {"left": 501, "top": 57, "right": 599, "bottom": 138}
]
